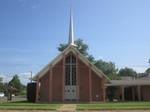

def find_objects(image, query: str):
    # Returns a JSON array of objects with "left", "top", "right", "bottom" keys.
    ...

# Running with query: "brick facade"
[{"left": 36, "top": 53, "right": 105, "bottom": 102}]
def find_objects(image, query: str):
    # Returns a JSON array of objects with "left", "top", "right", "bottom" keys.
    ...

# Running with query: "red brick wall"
[
  {"left": 39, "top": 71, "right": 50, "bottom": 102},
  {"left": 91, "top": 71, "right": 103, "bottom": 101},
  {"left": 141, "top": 85, "right": 150, "bottom": 101},
  {"left": 78, "top": 59, "right": 90, "bottom": 102},
  {"left": 52, "top": 60, "right": 63, "bottom": 102},
  {"left": 77, "top": 57, "right": 105, "bottom": 102},
  {"left": 39, "top": 59, "right": 63, "bottom": 102},
  {"left": 38, "top": 53, "right": 106, "bottom": 102}
]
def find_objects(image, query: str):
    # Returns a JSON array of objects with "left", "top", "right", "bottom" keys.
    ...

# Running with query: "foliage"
[
  {"left": 58, "top": 38, "right": 119, "bottom": 80},
  {"left": 118, "top": 67, "right": 137, "bottom": 77},
  {"left": 0, "top": 77, "right": 4, "bottom": 92},
  {"left": 8, "top": 75, "right": 26, "bottom": 96},
  {"left": 75, "top": 39, "right": 89, "bottom": 56},
  {"left": 145, "top": 68, "right": 150, "bottom": 74},
  {"left": 87, "top": 55, "right": 96, "bottom": 64},
  {"left": 57, "top": 43, "right": 68, "bottom": 52},
  {"left": 94, "top": 60, "right": 119, "bottom": 79},
  {"left": 9, "top": 75, "right": 22, "bottom": 93},
  {"left": 58, "top": 39, "right": 89, "bottom": 56}
]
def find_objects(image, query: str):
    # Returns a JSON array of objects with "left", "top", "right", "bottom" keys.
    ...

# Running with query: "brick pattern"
[
  {"left": 52, "top": 60, "right": 63, "bottom": 102},
  {"left": 39, "top": 71, "right": 50, "bottom": 102},
  {"left": 37, "top": 53, "right": 106, "bottom": 102}
]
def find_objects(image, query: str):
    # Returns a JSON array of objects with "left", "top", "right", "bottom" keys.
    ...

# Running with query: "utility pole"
[{"left": 30, "top": 71, "right": 32, "bottom": 83}]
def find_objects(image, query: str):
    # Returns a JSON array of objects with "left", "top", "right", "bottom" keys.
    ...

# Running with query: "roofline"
[
  {"left": 106, "top": 80, "right": 150, "bottom": 86},
  {"left": 33, "top": 45, "right": 110, "bottom": 82}
]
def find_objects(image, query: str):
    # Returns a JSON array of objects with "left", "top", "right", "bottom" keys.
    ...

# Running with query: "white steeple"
[{"left": 68, "top": 9, "right": 76, "bottom": 46}]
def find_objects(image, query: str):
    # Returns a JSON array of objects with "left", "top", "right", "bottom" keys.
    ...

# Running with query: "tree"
[
  {"left": 58, "top": 38, "right": 119, "bottom": 79},
  {"left": 0, "top": 77, "right": 3, "bottom": 92},
  {"left": 58, "top": 39, "right": 89, "bottom": 56},
  {"left": 9, "top": 75, "right": 22, "bottom": 94},
  {"left": 145, "top": 68, "right": 150, "bottom": 74},
  {"left": 94, "top": 60, "right": 119, "bottom": 80},
  {"left": 87, "top": 55, "right": 96, "bottom": 64},
  {"left": 118, "top": 67, "right": 137, "bottom": 77}
]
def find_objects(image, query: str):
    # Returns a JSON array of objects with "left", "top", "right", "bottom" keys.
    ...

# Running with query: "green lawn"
[
  {"left": 77, "top": 102, "right": 150, "bottom": 110},
  {"left": 1, "top": 101, "right": 150, "bottom": 110},
  {"left": 0, "top": 101, "right": 61, "bottom": 110}
]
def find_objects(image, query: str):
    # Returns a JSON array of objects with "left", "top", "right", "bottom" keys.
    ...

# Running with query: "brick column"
[
  {"left": 137, "top": 86, "right": 141, "bottom": 101},
  {"left": 35, "top": 79, "right": 39, "bottom": 102},
  {"left": 121, "top": 86, "right": 125, "bottom": 101},
  {"left": 76, "top": 54, "right": 79, "bottom": 101},
  {"left": 62, "top": 54, "right": 65, "bottom": 102},
  {"left": 49, "top": 66, "right": 53, "bottom": 102},
  {"left": 89, "top": 68, "right": 92, "bottom": 102},
  {"left": 102, "top": 78, "right": 106, "bottom": 102}
]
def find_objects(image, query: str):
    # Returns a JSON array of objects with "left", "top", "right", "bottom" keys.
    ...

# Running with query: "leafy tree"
[
  {"left": 87, "top": 55, "right": 96, "bottom": 64},
  {"left": 58, "top": 38, "right": 119, "bottom": 79},
  {"left": 9, "top": 75, "right": 22, "bottom": 94},
  {"left": 94, "top": 60, "right": 119, "bottom": 80},
  {"left": 57, "top": 43, "right": 68, "bottom": 52},
  {"left": 118, "top": 67, "right": 137, "bottom": 77},
  {"left": 0, "top": 77, "right": 3, "bottom": 92},
  {"left": 3, "top": 82, "right": 18, "bottom": 101},
  {"left": 145, "top": 68, "right": 150, "bottom": 74},
  {"left": 58, "top": 39, "right": 89, "bottom": 56}
]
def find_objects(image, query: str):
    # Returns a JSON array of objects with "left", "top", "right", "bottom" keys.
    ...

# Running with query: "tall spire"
[{"left": 68, "top": 9, "right": 76, "bottom": 46}]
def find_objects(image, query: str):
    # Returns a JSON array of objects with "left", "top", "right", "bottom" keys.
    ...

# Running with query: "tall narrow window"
[{"left": 65, "top": 54, "right": 76, "bottom": 85}]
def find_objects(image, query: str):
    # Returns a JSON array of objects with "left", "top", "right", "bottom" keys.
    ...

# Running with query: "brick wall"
[
  {"left": 39, "top": 71, "right": 50, "bottom": 102},
  {"left": 52, "top": 60, "right": 63, "bottom": 102}
]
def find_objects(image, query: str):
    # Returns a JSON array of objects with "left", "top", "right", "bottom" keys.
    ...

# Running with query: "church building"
[{"left": 33, "top": 12, "right": 150, "bottom": 103}]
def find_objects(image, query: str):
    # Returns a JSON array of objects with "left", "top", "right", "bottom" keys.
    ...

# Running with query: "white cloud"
[
  {"left": 132, "top": 66, "right": 148, "bottom": 73},
  {"left": 0, "top": 73, "right": 12, "bottom": 83},
  {"left": 0, "top": 72, "right": 35, "bottom": 85}
]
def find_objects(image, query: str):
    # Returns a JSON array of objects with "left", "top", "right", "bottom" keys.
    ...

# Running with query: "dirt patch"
[{"left": 57, "top": 104, "right": 76, "bottom": 112}]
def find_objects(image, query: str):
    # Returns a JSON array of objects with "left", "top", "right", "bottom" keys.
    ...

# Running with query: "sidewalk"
[{"left": 57, "top": 104, "right": 76, "bottom": 112}]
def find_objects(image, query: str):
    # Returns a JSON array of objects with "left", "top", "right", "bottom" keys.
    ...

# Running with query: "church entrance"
[{"left": 64, "top": 54, "right": 77, "bottom": 100}]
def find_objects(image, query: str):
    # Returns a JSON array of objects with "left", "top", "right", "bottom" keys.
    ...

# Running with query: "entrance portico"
[{"left": 106, "top": 80, "right": 150, "bottom": 101}]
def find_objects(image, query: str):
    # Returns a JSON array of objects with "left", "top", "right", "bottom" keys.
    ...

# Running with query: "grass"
[
  {"left": 1, "top": 101, "right": 150, "bottom": 110},
  {"left": 0, "top": 101, "right": 61, "bottom": 110},
  {"left": 77, "top": 102, "right": 150, "bottom": 110}
]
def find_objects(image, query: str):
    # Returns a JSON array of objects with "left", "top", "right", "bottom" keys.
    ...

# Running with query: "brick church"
[{"left": 33, "top": 12, "right": 150, "bottom": 103}]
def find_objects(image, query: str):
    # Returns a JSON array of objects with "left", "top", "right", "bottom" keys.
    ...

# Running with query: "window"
[{"left": 65, "top": 54, "right": 76, "bottom": 85}]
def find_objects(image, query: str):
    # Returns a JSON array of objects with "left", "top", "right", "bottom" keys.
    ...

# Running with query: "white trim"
[{"left": 33, "top": 45, "right": 110, "bottom": 81}]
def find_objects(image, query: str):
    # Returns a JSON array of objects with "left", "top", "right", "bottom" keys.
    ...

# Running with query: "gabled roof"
[
  {"left": 106, "top": 79, "right": 150, "bottom": 86},
  {"left": 33, "top": 45, "right": 110, "bottom": 81}
]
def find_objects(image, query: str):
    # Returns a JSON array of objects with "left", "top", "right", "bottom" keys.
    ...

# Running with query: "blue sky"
[{"left": 0, "top": 0, "right": 150, "bottom": 84}]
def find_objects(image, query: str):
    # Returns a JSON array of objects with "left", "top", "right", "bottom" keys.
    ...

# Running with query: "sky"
[{"left": 0, "top": 0, "right": 150, "bottom": 84}]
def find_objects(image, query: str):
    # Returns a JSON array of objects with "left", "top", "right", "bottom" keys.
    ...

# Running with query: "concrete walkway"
[{"left": 57, "top": 104, "right": 76, "bottom": 112}]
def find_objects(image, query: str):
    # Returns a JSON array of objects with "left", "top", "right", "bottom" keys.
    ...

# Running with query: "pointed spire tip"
[{"left": 68, "top": 9, "right": 76, "bottom": 46}]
